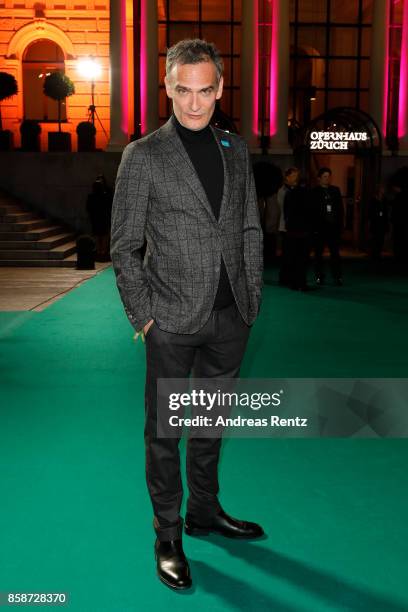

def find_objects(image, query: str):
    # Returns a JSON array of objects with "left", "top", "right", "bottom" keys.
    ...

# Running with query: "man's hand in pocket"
[
  {"left": 133, "top": 319, "right": 154, "bottom": 344},
  {"left": 143, "top": 319, "right": 154, "bottom": 336}
]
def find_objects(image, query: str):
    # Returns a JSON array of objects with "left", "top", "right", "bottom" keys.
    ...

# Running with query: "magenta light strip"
[
  {"left": 398, "top": 0, "right": 408, "bottom": 139},
  {"left": 120, "top": 0, "right": 129, "bottom": 136},
  {"left": 252, "top": 1, "right": 259, "bottom": 138},
  {"left": 269, "top": 0, "right": 279, "bottom": 137},
  {"left": 140, "top": 0, "right": 147, "bottom": 135},
  {"left": 383, "top": 0, "right": 391, "bottom": 137}
]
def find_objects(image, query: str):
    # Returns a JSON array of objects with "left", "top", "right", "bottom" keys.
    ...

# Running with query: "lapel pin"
[{"left": 221, "top": 139, "right": 231, "bottom": 147}]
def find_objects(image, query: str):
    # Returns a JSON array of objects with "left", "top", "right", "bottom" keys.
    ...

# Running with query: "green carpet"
[{"left": 0, "top": 262, "right": 407, "bottom": 611}]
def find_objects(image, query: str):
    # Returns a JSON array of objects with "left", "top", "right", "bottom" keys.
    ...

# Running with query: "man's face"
[
  {"left": 318, "top": 172, "right": 331, "bottom": 187},
  {"left": 285, "top": 171, "right": 299, "bottom": 187},
  {"left": 164, "top": 60, "right": 223, "bottom": 131}
]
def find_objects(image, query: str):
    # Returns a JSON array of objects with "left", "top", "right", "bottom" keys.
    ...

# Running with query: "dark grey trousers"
[{"left": 144, "top": 300, "right": 251, "bottom": 541}]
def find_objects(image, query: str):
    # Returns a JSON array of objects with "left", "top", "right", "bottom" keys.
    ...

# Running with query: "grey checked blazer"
[{"left": 110, "top": 114, "right": 263, "bottom": 335}]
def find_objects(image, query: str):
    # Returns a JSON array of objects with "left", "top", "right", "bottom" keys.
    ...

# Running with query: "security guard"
[{"left": 311, "top": 167, "right": 344, "bottom": 285}]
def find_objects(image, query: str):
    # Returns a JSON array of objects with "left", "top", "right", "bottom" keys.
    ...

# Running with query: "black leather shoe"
[
  {"left": 154, "top": 538, "right": 192, "bottom": 590},
  {"left": 184, "top": 509, "right": 264, "bottom": 539}
]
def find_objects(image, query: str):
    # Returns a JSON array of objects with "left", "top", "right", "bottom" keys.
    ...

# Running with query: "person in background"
[
  {"left": 311, "top": 167, "right": 344, "bottom": 286},
  {"left": 86, "top": 174, "right": 113, "bottom": 262},
  {"left": 263, "top": 188, "right": 281, "bottom": 265},
  {"left": 253, "top": 162, "right": 283, "bottom": 265},
  {"left": 277, "top": 167, "right": 300, "bottom": 286},
  {"left": 284, "top": 175, "right": 312, "bottom": 291}
]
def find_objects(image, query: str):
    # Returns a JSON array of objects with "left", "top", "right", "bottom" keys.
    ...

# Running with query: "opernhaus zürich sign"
[{"left": 309, "top": 130, "right": 369, "bottom": 150}]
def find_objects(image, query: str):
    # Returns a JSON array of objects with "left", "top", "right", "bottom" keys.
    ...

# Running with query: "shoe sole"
[
  {"left": 157, "top": 572, "right": 192, "bottom": 591},
  {"left": 184, "top": 524, "right": 264, "bottom": 539}
]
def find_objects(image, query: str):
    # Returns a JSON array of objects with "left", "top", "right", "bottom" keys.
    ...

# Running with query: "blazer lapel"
[
  {"left": 210, "top": 125, "right": 234, "bottom": 223},
  {"left": 156, "top": 116, "right": 217, "bottom": 223}
]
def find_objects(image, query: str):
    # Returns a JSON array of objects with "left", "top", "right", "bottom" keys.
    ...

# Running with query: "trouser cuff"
[
  {"left": 186, "top": 500, "right": 223, "bottom": 526},
  {"left": 153, "top": 516, "right": 184, "bottom": 541}
]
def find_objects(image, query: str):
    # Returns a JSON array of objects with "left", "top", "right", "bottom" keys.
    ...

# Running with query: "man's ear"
[
  {"left": 216, "top": 76, "right": 224, "bottom": 100},
  {"left": 164, "top": 75, "right": 173, "bottom": 99}
]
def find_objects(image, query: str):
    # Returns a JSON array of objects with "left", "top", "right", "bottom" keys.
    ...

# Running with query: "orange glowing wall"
[{"left": 0, "top": 0, "right": 129, "bottom": 151}]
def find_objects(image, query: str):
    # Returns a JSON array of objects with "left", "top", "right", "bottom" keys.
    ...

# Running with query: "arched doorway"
[
  {"left": 22, "top": 40, "right": 66, "bottom": 122},
  {"left": 295, "top": 107, "right": 382, "bottom": 251}
]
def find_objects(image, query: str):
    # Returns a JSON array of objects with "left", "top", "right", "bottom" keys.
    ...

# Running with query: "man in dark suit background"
[
  {"left": 110, "top": 39, "right": 264, "bottom": 591},
  {"left": 284, "top": 178, "right": 313, "bottom": 291},
  {"left": 311, "top": 167, "right": 344, "bottom": 286}
]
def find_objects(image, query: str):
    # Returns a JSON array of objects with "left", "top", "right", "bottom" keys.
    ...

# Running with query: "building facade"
[
  {"left": 1, "top": 0, "right": 408, "bottom": 245},
  {"left": 0, "top": 0, "right": 112, "bottom": 150},
  {"left": 1, "top": 1, "right": 408, "bottom": 153}
]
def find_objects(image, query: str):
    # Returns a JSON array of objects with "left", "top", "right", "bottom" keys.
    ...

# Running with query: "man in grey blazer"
[{"left": 110, "top": 39, "right": 264, "bottom": 591}]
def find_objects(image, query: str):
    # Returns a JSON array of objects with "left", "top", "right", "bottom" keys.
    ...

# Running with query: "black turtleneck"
[{"left": 173, "top": 113, "right": 235, "bottom": 310}]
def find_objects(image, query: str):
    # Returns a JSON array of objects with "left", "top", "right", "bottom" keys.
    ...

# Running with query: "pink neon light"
[
  {"left": 398, "top": 0, "right": 408, "bottom": 138},
  {"left": 140, "top": 0, "right": 147, "bottom": 135},
  {"left": 383, "top": 0, "right": 390, "bottom": 138},
  {"left": 120, "top": 0, "right": 129, "bottom": 136},
  {"left": 269, "top": 0, "right": 279, "bottom": 136},
  {"left": 253, "top": 1, "right": 259, "bottom": 138}
]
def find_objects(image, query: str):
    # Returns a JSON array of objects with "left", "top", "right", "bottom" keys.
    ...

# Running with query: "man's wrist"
[{"left": 132, "top": 316, "right": 154, "bottom": 343}]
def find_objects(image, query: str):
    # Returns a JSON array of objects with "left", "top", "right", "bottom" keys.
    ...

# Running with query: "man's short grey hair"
[{"left": 166, "top": 38, "right": 224, "bottom": 82}]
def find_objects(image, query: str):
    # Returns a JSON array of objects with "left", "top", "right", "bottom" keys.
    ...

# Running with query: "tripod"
[{"left": 87, "top": 79, "right": 108, "bottom": 141}]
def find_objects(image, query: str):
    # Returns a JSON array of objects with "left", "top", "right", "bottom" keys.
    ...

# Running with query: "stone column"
[
  {"left": 240, "top": 0, "right": 259, "bottom": 150},
  {"left": 398, "top": 0, "right": 408, "bottom": 151},
  {"left": 141, "top": 0, "right": 159, "bottom": 135},
  {"left": 269, "top": 0, "right": 291, "bottom": 153},
  {"left": 369, "top": 0, "right": 389, "bottom": 145},
  {"left": 107, "top": 0, "right": 129, "bottom": 150}
]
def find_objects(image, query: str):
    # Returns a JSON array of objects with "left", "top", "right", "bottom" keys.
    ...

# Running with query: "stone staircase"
[{"left": 0, "top": 192, "right": 78, "bottom": 267}]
